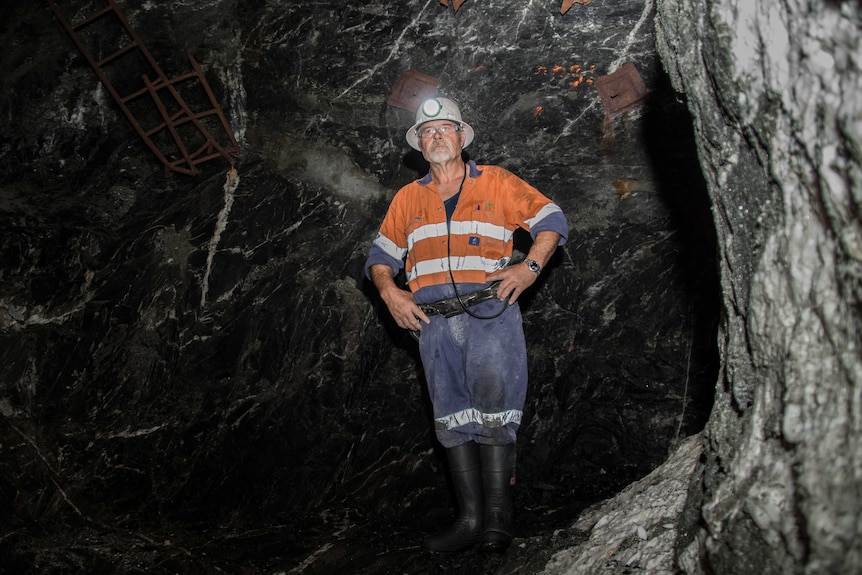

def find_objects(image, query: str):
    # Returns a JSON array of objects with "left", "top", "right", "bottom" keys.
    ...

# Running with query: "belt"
[{"left": 418, "top": 282, "right": 502, "bottom": 318}]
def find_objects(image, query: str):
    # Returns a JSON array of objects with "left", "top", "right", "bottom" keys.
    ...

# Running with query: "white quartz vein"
[
  {"left": 513, "top": 0, "right": 537, "bottom": 39},
  {"left": 609, "top": 0, "right": 655, "bottom": 74},
  {"left": 201, "top": 169, "right": 240, "bottom": 307},
  {"left": 331, "top": 0, "right": 436, "bottom": 101}
]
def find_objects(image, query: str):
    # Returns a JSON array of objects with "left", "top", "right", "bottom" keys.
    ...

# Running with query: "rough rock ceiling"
[{"left": 440, "top": 0, "right": 593, "bottom": 14}]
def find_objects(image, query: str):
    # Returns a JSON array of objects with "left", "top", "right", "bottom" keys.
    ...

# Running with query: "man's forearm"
[
  {"left": 370, "top": 263, "right": 428, "bottom": 328},
  {"left": 526, "top": 231, "right": 562, "bottom": 269},
  {"left": 370, "top": 264, "right": 398, "bottom": 301}
]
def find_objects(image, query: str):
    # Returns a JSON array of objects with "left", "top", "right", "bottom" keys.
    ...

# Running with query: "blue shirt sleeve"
[
  {"left": 530, "top": 210, "right": 569, "bottom": 244},
  {"left": 364, "top": 241, "right": 404, "bottom": 280}
]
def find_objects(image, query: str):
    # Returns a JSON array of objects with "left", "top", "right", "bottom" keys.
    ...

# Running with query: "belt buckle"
[
  {"left": 419, "top": 304, "right": 438, "bottom": 316},
  {"left": 439, "top": 301, "right": 464, "bottom": 318}
]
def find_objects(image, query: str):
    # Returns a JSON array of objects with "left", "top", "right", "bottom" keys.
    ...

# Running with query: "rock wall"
[
  {"left": 9, "top": 0, "right": 838, "bottom": 572},
  {"left": 655, "top": 1, "right": 861, "bottom": 573}
]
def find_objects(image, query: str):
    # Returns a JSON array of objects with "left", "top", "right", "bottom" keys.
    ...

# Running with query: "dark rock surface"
[
  {"left": 2, "top": 0, "right": 725, "bottom": 573},
  {"left": 656, "top": 1, "right": 862, "bottom": 573}
]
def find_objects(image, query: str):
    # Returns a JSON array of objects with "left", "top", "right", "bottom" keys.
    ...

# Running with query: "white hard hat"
[{"left": 405, "top": 97, "right": 475, "bottom": 151}]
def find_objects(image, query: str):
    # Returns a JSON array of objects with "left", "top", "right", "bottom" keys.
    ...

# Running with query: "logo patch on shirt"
[{"left": 469, "top": 236, "right": 481, "bottom": 246}]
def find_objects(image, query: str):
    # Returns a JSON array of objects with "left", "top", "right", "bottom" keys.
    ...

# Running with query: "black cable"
[{"left": 446, "top": 166, "right": 508, "bottom": 320}]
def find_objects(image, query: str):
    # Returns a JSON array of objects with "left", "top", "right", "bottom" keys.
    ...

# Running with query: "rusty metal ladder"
[{"left": 46, "top": 0, "right": 239, "bottom": 177}]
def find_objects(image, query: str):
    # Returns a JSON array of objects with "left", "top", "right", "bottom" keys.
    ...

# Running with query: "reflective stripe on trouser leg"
[{"left": 419, "top": 299, "right": 527, "bottom": 448}]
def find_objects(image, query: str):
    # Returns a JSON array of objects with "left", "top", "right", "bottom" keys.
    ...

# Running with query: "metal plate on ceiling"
[
  {"left": 594, "top": 62, "right": 648, "bottom": 119},
  {"left": 387, "top": 69, "right": 440, "bottom": 112}
]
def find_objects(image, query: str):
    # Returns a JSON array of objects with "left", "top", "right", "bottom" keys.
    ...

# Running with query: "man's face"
[{"left": 417, "top": 120, "right": 465, "bottom": 164}]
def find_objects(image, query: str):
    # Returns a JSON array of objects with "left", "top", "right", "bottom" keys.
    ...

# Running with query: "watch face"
[{"left": 527, "top": 260, "right": 540, "bottom": 273}]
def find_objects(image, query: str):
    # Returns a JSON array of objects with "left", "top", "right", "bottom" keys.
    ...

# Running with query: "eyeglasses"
[{"left": 416, "top": 123, "right": 462, "bottom": 139}]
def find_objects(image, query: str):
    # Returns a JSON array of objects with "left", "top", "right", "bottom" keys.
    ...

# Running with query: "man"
[{"left": 365, "top": 97, "right": 567, "bottom": 553}]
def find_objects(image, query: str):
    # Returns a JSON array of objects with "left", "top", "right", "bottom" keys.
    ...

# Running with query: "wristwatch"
[{"left": 524, "top": 258, "right": 542, "bottom": 274}]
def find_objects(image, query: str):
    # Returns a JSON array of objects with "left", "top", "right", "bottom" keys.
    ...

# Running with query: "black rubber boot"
[
  {"left": 479, "top": 443, "right": 515, "bottom": 553},
  {"left": 422, "top": 442, "right": 483, "bottom": 552}
]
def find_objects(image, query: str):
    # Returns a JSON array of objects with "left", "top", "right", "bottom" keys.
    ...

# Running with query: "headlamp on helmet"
[
  {"left": 421, "top": 98, "right": 443, "bottom": 118},
  {"left": 405, "top": 97, "right": 475, "bottom": 151}
]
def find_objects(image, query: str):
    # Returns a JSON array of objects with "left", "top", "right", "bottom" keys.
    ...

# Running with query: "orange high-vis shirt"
[{"left": 367, "top": 162, "right": 567, "bottom": 293}]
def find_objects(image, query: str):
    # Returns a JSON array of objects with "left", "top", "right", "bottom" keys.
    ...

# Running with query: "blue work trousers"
[{"left": 418, "top": 299, "right": 527, "bottom": 448}]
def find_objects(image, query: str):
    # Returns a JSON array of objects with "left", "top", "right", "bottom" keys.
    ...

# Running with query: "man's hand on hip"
[
  {"left": 486, "top": 262, "right": 538, "bottom": 305},
  {"left": 381, "top": 283, "right": 430, "bottom": 331}
]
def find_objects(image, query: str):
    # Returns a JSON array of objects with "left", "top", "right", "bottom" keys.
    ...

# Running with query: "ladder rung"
[
  {"left": 144, "top": 124, "right": 164, "bottom": 138},
  {"left": 167, "top": 70, "right": 198, "bottom": 84},
  {"left": 190, "top": 151, "right": 225, "bottom": 165},
  {"left": 119, "top": 80, "right": 187, "bottom": 103},
  {"left": 71, "top": 5, "right": 116, "bottom": 31},
  {"left": 120, "top": 86, "right": 150, "bottom": 104},
  {"left": 143, "top": 70, "right": 199, "bottom": 93},
  {"left": 189, "top": 141, "right": 215, "bottom": 157},
  {"left": 143, "top": 112, "right": 193, "bottom": 137},
  {"left": 96, "top": 41, "right": 138, "bottom": 67},
  {"left": 168, "top": 109, "right": 188, "bottom": 123},
  {"left": 175, "top": 109, "right": 219, "bottom": 125},
  {"left": 144, "top": 108, "right": 222, "bottom": 137},
  {"left": 166, "top": 164, "right": 197, "bottom": 177}
]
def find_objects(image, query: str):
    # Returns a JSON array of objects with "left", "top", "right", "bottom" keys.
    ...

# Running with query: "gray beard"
[{"left": 426, "top": 145, "right": 456, "bottom": 164}]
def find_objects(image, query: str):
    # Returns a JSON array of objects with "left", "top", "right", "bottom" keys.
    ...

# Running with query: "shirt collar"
[{"left": 418, "top": 160, "right": 482, "bottom": 186}]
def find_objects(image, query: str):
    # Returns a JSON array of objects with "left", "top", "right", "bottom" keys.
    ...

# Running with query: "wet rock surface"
[
  {"left": 657, "top": 0, "right": 862, "bottom": 573},
  {"left": 9, "top": 0, "right": 832, "bottom": 573}
]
